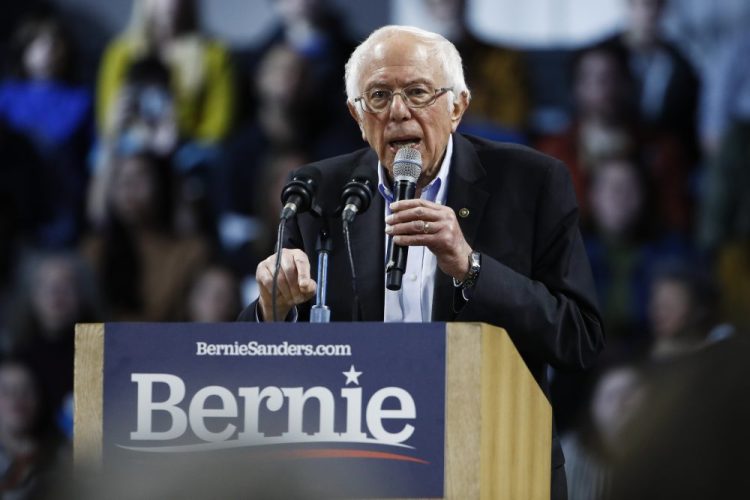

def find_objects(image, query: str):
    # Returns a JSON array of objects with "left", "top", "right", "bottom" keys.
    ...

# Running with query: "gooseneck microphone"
[
  {"left": 280, "top": 166, "right": 322, "bottom": 220},
  {"left": 339, "top": 163, "right": 378, "bottom": 320},
  {"left": 385, "top": 147, "right": 422, "bottom": 291},
  {"left": 341, "top": 163, "right": 378, "bottom": 223},
  {"left": 272, "top": 165, "right": 322, "bottom": 320}
]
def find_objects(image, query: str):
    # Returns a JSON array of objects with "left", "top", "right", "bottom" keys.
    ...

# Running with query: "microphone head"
[
  {"left": 393, "top": 147, "right": 422, "bottom": 183},
  {"left": 341, "top": 162, "right": 377, "bottom": 217},
  {"left": 280, "top": 165, "right": 322, "bottom": 217}
]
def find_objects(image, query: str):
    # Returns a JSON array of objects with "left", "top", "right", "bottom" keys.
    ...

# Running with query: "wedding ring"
[{"left": 423, "top": 221, "right": 430, "bottom": 234}]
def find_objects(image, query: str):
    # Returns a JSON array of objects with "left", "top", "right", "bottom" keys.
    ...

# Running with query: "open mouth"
[{"left": 388, "top": 138, "right": 422, "bottom": 151}]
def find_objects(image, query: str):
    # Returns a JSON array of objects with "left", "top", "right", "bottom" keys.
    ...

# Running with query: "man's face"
[{"left": 348, "top": 34, "right": 467, "bottom": 186}]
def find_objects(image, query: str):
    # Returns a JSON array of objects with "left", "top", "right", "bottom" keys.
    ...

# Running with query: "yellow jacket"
[{"left": 97, "top": 34, "right": 234, "bottom": 143}]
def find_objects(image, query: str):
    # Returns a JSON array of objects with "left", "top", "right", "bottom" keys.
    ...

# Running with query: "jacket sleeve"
[{"left": 458, "top": 160, "right": 604, "bottom": 371}]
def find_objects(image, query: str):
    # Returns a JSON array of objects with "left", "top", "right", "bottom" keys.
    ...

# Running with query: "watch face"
[
  {"left": 462, "top": 252, "right": 480, "bottom": 287},
  {"left": 470, "top": 252, "right": 481, "bottom": 272}
]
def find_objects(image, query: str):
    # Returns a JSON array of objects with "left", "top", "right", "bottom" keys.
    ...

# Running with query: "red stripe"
[{"left": 274, "top": 448, "right": 429, "bottom": 464}]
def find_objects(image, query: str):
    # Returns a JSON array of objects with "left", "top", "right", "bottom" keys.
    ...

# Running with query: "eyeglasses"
[{"left": 354, "top": 85, "right": 453, "bottom": 113}]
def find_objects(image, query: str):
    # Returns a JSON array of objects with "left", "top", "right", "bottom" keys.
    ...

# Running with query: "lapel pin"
[{"left": 458, "top": 208, "right": 470, "bottom": 218}]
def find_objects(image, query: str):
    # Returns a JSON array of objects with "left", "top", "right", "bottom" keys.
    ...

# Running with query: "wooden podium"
[{"left": 75, "top": 322, "right": 551, "bottom": 499}]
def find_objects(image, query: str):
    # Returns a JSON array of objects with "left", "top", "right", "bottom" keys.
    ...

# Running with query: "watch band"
[{"left": 453, "top": 251, "right": 481, "bottom": 290}]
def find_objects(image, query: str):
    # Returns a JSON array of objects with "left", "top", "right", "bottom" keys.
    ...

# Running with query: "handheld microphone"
[
  {"left": 385, "top": 147, "right": 422, "bottom": 291},
  {"left": 280, "top": 166, "right": 322, "bottom": 220},
  {"left": 341, "top": 163, "right": 377, "bottom": 223}
]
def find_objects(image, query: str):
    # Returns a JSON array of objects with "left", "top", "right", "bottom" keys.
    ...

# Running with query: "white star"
[{"left": 342, "top": 365, "right": 363, "bottom": 386}]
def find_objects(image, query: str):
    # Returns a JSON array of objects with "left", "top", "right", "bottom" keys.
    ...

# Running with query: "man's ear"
[
  {"left": 347, "top": 101, "right": 367, "bottom": 141},
  {"left": 449, "top": 91, "right": 470, "bottom": 133}
]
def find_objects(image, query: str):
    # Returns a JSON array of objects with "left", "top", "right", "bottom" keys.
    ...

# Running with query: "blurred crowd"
[{"left": 0, "top": 0, "right": 748, "bottom": 497}]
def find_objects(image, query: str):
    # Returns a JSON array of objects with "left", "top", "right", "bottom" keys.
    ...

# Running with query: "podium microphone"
[
  {"left": 386, "top": 147, "right": 422, "bottom": 291},
  {"left": 340, "top": 163, "right": 378, "bottom": 320},
  {"left": 341, "top": 163, "right": 377, "bottom": 223},
  {"left": 280, "top": 166, "right": 322, "bottom": 220},
  {"left": 272, "top": 165, "right": 322, "bottom": 320}
]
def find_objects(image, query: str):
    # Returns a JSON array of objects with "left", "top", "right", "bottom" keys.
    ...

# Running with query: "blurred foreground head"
[
  {"left": 40, "top": 452, "right": 387, "bottom": 499},
  {"left": 609, "top": 333, "right": 750, "bottom": 499}
]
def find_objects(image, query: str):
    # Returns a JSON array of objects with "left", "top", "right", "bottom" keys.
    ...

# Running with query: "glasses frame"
[{"left": 354, "top": 86, "right": 454, "bottom": 114}]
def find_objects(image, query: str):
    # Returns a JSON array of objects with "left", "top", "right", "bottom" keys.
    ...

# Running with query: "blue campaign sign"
[{"left": 102, "top": 322, "right": 446, "bottom": 498}]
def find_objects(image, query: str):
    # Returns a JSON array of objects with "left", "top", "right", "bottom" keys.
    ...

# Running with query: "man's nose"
[{"left": 388, "top": 93, "right": 412, "bottom": 121}]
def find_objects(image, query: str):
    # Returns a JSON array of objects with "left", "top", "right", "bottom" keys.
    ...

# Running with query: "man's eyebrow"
[{"left": 363, "top": 78, "right": 435, "bottom": 90}]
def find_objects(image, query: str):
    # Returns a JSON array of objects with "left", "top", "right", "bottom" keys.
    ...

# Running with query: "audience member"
[
  {"left": 2, "top": 251, "right": 101, "bottom": 415},
  {"left": 0, "top": 358, "right": 64, "bottom": 498},
  {"left": 562, "top": 364, "right": 643, "bottom": 500},
  {"left": 647, "top": 261, "right": 719, "bottom": 358},
  {"left": 603, "top": 0, "right": 700, "bottom": 158},
  {"left": 584, "top": 157, "right": 690, "bottom": 349},
  {"left": 609, "top": 333, "right": 750, "bottom": 500},
  {"left": 184, "top": 264, "right": 242, "bottom": 322},
  {"left": 0, "top": 10, "right": 93, "bottom": 247},
  {"left": 249, "top": 0, "right": 353, "bottom": 112},
  {"left": 96, "top": 0, "right": 234, "bottom": 145},
  {"left": 699, "top": 31, "right": 750, "bottom": 155},
  {"left": 236, "top": 0, "right": 359, "bottom": 158},
  {"left": 216, "top": 147, "right": 308, "bottom": 280},
  {"left": 406, "top": 0, "right": 529, "bottom": 142},
  {"left": 82, "top": 153, "right": 210, "bottom": 321},
  {"left": 698, "top": 122, "right": 750, "bottom": 252},
  {"left": 0, "top": 125, "right": 43, "bottom": 316},
  {"left": 216, "top": 42, "right": 357, "bottom": 269},
  {"left": 696, "top": 122, "right": 750, "bottom": 331},
  {"left": 219, "top": 44, "right": 356, "bottom": 219},
  {"left": 715, "top": 239, "right": 750, "bottom": 334},
  {"left": 536, "top": 42, "right": 692, "bottom": 231},
  {"left": 104, "top": 55, "right": 179, "bottom": 158},
  {"left": 90, "top": 55, "right": 220, "bottom": 242}
]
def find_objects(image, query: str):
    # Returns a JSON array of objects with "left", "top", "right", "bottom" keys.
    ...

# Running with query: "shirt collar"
[{"left": 377, "top": 134, "right": 453, "bottom": 206}]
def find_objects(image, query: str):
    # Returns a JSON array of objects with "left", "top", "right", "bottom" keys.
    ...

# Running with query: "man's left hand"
[{"left": 385, "top": 199, "right": 473, "bottom": 280}]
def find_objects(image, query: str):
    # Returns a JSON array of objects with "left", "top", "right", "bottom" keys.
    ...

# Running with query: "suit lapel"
[{"left": 432, "top": 134, "right": 490, "bottom": 321}]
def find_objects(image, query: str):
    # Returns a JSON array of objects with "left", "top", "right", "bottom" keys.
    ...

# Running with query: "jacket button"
[{"left": 458, "top": 208, "right": 470, "bottom": 218}]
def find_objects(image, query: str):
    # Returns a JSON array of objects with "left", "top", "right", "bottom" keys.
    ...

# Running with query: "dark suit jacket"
[{"left": 239, "top": 133, "right": 605, "bottom": 467}]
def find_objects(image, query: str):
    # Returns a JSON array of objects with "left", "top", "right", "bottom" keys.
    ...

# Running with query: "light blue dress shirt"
[{"left": 378, "top": 135, "right": 454, "bottom": 322}]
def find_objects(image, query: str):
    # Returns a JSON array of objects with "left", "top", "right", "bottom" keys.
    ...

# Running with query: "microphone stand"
[{"left": 310, "top": 223, "right": 333, "bottom": 323}]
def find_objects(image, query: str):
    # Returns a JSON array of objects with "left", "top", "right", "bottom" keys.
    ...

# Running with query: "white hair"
[{"left": 344, "top": 25, "right": 471, "bottom": 111}]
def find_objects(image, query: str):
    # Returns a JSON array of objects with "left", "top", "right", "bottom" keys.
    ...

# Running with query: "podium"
[{"left": 75, "top": 322, "right": 551, "bottom": 499}]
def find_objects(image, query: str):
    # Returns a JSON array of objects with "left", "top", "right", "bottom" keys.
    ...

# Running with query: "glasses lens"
[
  {"left": 404, "top": 85, "right": 435, "bottom": 107},
  {"left": 365, "top": 89, "right": 392, "bottom": 112}
]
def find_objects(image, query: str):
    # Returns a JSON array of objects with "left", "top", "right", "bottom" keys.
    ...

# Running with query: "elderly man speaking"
[{"left": 240, "top": 25, "right": 604, "bottom": 499}]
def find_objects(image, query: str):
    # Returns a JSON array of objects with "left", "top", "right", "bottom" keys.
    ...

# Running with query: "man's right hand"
[{"left": 256, "top": 249, "right": 317, "bottom": 321}]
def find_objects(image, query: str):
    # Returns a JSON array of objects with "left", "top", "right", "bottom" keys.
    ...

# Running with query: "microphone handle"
[{"left": 386, "top": 179, "right": 417, "bottom": 291}]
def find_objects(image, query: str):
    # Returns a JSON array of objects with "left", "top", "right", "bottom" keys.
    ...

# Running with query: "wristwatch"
[{"left": 453, "top": 251, "right": 481, "bottom": 290}]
